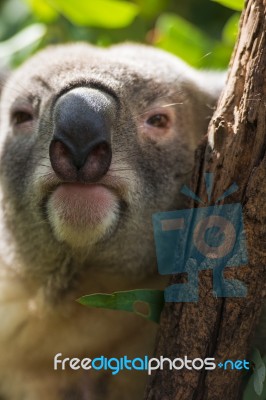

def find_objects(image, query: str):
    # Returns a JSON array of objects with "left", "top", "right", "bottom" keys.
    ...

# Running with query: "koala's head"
[{"left": 0, "top": 43, "right": 223, "bottom": 285}]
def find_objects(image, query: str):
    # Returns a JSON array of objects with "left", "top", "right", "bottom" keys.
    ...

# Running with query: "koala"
[{"left": 0, "top": 43, "right": 224, "bottom": 400}]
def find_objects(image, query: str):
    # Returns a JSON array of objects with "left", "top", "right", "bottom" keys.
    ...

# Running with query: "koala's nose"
[{"left": 49, "top": 87, "right": 116, "bottom": 182}]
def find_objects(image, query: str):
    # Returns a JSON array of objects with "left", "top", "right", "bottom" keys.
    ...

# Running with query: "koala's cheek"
[{"left": 46, "top": 184, "right": 120, "bottom": 248}]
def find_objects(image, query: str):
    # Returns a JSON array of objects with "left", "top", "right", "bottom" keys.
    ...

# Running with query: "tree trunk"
[{"left": 145, "top": 0, "right": 266, "bottom": 399}]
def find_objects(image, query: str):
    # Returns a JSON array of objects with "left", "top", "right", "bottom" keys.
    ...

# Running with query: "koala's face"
[{"left": 0, "top": 44, "right": 210, "bottom": 281}]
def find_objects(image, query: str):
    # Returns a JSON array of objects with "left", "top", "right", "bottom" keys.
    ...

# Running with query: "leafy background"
[
  {"left": 0, "top": 0, "right": 241, "bottom": 69},
  {"left": 1, "top": 0, "right": 264, "bottom": 399}
]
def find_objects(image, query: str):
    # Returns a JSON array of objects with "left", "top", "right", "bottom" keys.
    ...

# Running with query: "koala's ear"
[
  {"left": 196, "top": 70, "right": 227, "bottom": 110},
  {"left": 182, "top": 70, "right": 226, "bottom": 144},
  {"left": 0, "top": 68, "right": 10, "bottom": 96}
]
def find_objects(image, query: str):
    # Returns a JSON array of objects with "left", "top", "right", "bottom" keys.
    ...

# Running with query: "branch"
[{"left": 145, "top": 1, "right": 266, "bottom": 399}]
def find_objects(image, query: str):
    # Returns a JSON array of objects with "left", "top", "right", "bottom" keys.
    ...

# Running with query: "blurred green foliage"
[
  {"left": 212, "top": 0, "right": 244, "bottom": 11},
  {"left": 0, "top": 0, "right": 242, "bottom": 69}
]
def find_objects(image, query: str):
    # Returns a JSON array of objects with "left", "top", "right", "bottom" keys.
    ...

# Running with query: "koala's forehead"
[{"left": 4, "top": 43, "right": 191, "bottom": 102}]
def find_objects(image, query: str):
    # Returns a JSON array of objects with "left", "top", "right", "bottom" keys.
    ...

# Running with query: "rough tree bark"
[{"left": 145, "top": 0, "right": 266, "bottom": 399}]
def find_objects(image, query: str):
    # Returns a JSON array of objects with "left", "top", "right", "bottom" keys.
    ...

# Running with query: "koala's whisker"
[
  {"left": 36, "top": 156, "right": 50, "bottom": 161},
  {"left": 161, "top": 102, "right": 184, "bottom": 108},
  {"left": 109, "top": 169, "right": 135, "bottom": 174},
  {"left": 0, "top": 80, "right": 34, "bottom": 99},
  {"left": 112, "top": 160, "right": 135, "bottom": 166},
  {"left": 113, "top": 154, "right": 139, "bottom": 163},
  {"left": 149, "top": 87, "right": 184, "bottom": 103},
  {"left": 109, "top": 101, "right": 185, "bottom": 133},
  {"left": 106, "top": 174, "right": 133, "bottom": 183},
  {"left": 38, "top": 164, "right": 51, "bottom": 168},
  {"left": 33, "top": 174, "right": 50, "bottom": 179},
  {"left": 136, "top": 102, "right": 184, "bottom": 118},
  {"left": 175, "top": 167, "right": 194, "bottom": 177},
  {"left": 112, "top": 148, "right": 138, "bottom": 156}
]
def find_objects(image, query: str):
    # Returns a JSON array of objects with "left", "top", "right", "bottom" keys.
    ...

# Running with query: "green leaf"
[
  {"left": 48, "top": 0, "right": 139, "bottom": 28},
  {"left": 211, "top": 0, "right": 244, "bottom": 11},
  {"left": 243, "top": 351, "right": 266, "bottom": 400},
  {"left": 205, "top": 42, "right": 233, "bottom": 69},
  {"left": 135, "top": 0, "right": 169, "bottom": 19},
  {"left": 0, "top": 23, "right": 46, "bottom": 64},
  {"left": 154, "top": 13, "right": 217, "bottom": 68},
  {"left": 24, "top": 0, "right": 58, "bottom": 22},
  {"left": 77, "top": 289, "right": 165, "bottom": 323},
  {"left": 253, "top": 350, "right": 266, "bottom": 396},
  {"left": 222, "top": 13, "right": 240, "bottom": 45}
]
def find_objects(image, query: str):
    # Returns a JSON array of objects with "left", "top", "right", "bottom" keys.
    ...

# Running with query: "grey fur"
[{"left": 0, "top": 43, "right": 224, "bottom": 399}]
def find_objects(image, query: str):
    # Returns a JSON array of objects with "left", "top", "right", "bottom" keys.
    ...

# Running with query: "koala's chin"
[{"left": 46, "top": 182, "right": 120, "bottom": 248}]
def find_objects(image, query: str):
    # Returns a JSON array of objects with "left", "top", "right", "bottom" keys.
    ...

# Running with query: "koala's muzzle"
[{"left": 49, "top": 87, "right": 116, "bottom": 182}]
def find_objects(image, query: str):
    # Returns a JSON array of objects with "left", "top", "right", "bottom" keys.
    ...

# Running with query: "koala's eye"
[
  {"left": 146, "top": 114, "right": 169, "bottom": 128},
  {"left": 140, "top": 106, "right": 175, "bottom": 142},
  {"left": 12, "top": 111, "right": 33, "bottom": 125}
]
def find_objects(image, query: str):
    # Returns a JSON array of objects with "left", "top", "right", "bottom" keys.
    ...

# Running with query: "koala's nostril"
[
  {"left": 49, "top": 139, "right": 112, "bottom": 183},
  {"left": 80, "top": 142, "right": 112, "bottom": 182},
  {"left": 50, "top": 87, "right": 117, "bottom": 182},
  {"left": 49, "top": 140, "right": 78, "bottom": 181}
]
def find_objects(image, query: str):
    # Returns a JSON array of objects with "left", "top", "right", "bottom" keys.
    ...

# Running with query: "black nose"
[{"left": 49, "top": 87, "right": 116, "bottom": 182}]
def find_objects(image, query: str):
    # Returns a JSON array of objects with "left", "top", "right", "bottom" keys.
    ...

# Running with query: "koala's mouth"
[
  {"left": 39, "top": 177, "right": 127, "bottom": 248},
  {"left": 48, "top": 182, "right": 119, "bottom": 228},
  {"left": 35, "top": 168, "right": 130, "bottom": 247}
]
